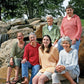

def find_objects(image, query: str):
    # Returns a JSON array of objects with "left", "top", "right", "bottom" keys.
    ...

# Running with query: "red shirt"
[{"left": 23, "top": 42, "right": 40, "bottom": 65}]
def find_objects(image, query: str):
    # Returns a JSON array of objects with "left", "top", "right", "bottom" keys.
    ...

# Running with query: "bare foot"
[
  {"left": 21, "top": 80, "right": 28, "bottom": 84},
  {"left": 71, "top": 81, "right": 76, "bottom": 84}
]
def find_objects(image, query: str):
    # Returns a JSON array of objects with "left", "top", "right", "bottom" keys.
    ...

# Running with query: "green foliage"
[
  {"left": 0, "top": 0, "right": 65, "bottom": 20},
  {"left": 81, "top": 19, "right": 84, "bottom": 27},
  {"left": 69, "top": 0, "right": 84, "bottom": 19}
]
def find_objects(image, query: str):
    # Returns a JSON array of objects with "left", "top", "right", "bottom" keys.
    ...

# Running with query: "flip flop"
[
  {"left": 11, "top": 80, "right": 18, "bottom": 84},
  {"left": 6, "top": 81, "right": 11, "bottom": 84}
]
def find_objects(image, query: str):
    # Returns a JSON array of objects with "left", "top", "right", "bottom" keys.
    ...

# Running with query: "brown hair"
[
  {"left": 40, "top": 35, "right": 52, "bottom": 53},
  {"left": 66, "top": 5, "right": 73, "bottom": 10}
]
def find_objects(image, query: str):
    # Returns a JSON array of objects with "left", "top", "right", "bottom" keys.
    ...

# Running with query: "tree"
[
  {"left": 69, "top": 0, "right": 84, "bottom": 19},
  {"left": 1, "top": 0, "right": 65, "bottom": 20}
]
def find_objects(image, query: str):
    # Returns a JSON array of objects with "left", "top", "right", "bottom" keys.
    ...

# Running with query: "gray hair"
[
  {"left": 46, "top": 15, "right": 53, "bottom": 19},
  {"left": 61, "top": 36, "right": 72, "bottom": 46},
  {"left": 29, "top": 32, "right": 36, "bottom": 37}
]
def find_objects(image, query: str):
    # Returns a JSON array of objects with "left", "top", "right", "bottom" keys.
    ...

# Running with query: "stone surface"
[{"left": 7, "top": 27, "right": 33, "bottom": 39}]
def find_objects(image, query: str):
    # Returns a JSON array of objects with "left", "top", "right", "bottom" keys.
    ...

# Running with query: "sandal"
[
  {"left": 11, "top": 80, "right": 18, "bottom": 84},
  {"left": 6, "top": 81, "right": 11, "bottom": 84}
]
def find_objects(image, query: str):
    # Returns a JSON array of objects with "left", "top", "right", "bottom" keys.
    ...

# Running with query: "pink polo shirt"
[{"left": 60, "top": 14, "right": 82, "bottom": 40}]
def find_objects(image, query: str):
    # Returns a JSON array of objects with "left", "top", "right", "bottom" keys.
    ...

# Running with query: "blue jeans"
[
  {"left": 57, "top": 38, "right": 80, "bottom": 52},
  {"left": 22, "top": 61, "right": 40, "bottom": 84}
]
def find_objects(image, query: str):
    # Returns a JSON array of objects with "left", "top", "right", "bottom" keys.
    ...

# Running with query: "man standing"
[
  {"left": 21, "top": 32, "right": 40, "bottom": 84},
  {"left": 42, "top": 15, "right": 60, "bottom": 47}
]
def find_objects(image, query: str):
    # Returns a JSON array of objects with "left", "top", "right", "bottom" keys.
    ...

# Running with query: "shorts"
[
  {"left": 8, "top": 58, "right": 22, "bottom": 68},
  {"left": 36, "top": 71, "right": 52, "bottom": 80}
]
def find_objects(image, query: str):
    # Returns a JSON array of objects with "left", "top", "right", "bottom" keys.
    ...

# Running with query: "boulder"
[
  {"left": 79, "top": 36, "right": 84, "bottom": 77},
  {"left": 7, "top": 27, "right": 33, "bottom": 39},
  {"left": 0, "top": 39, "right": 18, "bottom": 66},
  {"left": 9, "top": 18, "right": 25, "bottom": 26}
]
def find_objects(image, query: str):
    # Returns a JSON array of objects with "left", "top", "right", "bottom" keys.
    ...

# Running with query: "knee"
[
  {"left": 32, "top": 76, "right": 38, "bottom": 84},
  {"left": 52, "top": 73, "right": 57, "bottom": 79},
  {"left": 32, "top": 77, "right": 36, "bottom": 83},
  {"left": 38, "top": 76, "right": 44, "bottom": 82}
]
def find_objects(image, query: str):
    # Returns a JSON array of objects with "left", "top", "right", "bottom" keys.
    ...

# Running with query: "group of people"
[{"left": 6, "top": 5, "right": 82, "bottom": 84}]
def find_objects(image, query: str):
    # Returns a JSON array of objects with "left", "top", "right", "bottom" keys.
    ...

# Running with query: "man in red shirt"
[{"left": 21, "top": 32, "right": 40, "bottom": 84}]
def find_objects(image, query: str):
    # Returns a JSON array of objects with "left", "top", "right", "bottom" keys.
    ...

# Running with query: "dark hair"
[
  {"left": 40, "top": 35, "right": 52, "bottom": 53},
  {"left": 66, "top": 5, "right": 73, "bottom": 10}
]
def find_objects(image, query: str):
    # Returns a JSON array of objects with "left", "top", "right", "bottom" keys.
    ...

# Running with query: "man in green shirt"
[{"left": 42, "top": 15, "right": 60, "bottom": 47}]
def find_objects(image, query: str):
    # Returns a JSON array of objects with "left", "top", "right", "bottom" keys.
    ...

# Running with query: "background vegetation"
[{"left": 0, "top": 0, "right": 84, "bottom": 21}]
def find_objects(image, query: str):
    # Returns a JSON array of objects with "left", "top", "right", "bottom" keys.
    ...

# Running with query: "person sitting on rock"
[
  {"left": 52, "top": 36, "right": 80, "bottom": 84},
  {"left": 6, "top": 32, "right": 27, "bottom": 84},
  {"left": 21, "top": 32, "right": 40, "bottom": 84},
  {"left": 32, "top": 35, "right": 59, "bottom": 84}
]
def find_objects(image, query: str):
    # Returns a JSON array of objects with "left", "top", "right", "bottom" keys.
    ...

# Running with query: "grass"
[{"left": 81, "top": 19, "right": 84, "bottom": 27}]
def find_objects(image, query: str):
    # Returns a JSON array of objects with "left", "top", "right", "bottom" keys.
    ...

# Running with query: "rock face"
[
  {"left": 0, "top": 39, "right": 18, "bottom": 67},
  {"left": 79, "top": 36, "right": 84, "bottom": 77}
]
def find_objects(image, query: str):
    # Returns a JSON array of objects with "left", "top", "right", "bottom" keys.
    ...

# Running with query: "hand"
[
  {"left": 21, "top": 59, "right": 27, "bottom": 63},
  {"left": 53, "top": 40, "right": 58, "bottom": 45},
  {"left": 56, "top": 65, "right": 65, "bottom": 72},
  {"left": 10, "top": 58, "right": 14, "bottom": 65},
  {"left": 72, "top": 39, "right": 76, "bottom": 45}
]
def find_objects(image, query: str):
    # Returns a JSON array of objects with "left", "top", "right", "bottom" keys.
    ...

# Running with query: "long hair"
[{"left": 41, "top": 35, "right": 52, "bottom": 53}]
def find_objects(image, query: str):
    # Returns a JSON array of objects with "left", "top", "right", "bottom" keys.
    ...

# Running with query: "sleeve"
[
  {"left": 74, "top": 16, "right": 82, "bottom": 40},
  {"left": 60, "top": 18, "right": 65, "bottom": 37},
  {"left": 65, "top": 50, "right": 78, "bottom": 71},
  {"left": 39, "top": 47, "right": 42, "bottom": 66},
  {"left": 57, "top": 51, "right": 62, "bottom": 66},
  {"left": 56, "top": 26, "right": 60, "bottom": 40},
  {"left": 52, "top": 47, "right": 59, "bottom": 63},
  {"left": 10, "top": 42, "right": 17, "bottom": 58},
  {"left": 23, "top": 45, "right": 29, "bottom": 60}
]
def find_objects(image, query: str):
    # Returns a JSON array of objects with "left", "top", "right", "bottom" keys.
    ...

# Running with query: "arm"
[
  {"left": 65, "top": 50, "right": 78, "bottom": 71},
  {"left": 21, "top": 45, "right": 29, "bottom": 63},
  {"left": 60, "top": 18, "right": 65, "bottom": 37},
  {"left": 74, "top": 16, "right": 82, "bottom": 40},
  {"left": 10, "top": 42, "right": 17, "bottom": 65},
  {"left": 52, "top": 47, "right": 59, "bottom": 63},
  {"left": 54, "top": 26, "right": 60, "bottom": 45}
]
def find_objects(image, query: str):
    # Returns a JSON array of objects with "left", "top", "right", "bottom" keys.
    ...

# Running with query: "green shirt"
[
  {"left": 10, "top": 41, "right": 27, "bottom": 58},
  {"left": 42, "top": 24, "right": 60, "bottom": 43}
]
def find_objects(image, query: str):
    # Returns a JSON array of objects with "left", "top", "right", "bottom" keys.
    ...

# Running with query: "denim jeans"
[
  {"left": 22, "top": 61, "right": 40, "bottom": 84},
  {"left": 57, "top": 38, "right": 80, "bottom": 52}
]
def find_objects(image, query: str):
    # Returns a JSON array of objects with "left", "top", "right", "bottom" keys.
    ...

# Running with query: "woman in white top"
[{"left": 52, "top": 36, "right": 80, "bottom": 84}]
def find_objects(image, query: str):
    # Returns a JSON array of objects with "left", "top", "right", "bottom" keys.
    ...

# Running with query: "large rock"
[
  {"left": 0, "top": 39, "right": 18, "bottom": 67},
  {"left": 8, "top": 18, "right": 25, "bottom": 26},
  {"left": 0, "top": 21, "right": 11, "bottom": 32},
  {"left": 7, "top": 27, "right": 33, "bottom": 39},
  {"left": 79, "top": 36, "right": 84, "bottom": 77}
]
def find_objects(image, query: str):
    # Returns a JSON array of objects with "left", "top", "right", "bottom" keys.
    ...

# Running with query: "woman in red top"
[{"left": 58, "top": 5, "right": 82, "bottom": 52}]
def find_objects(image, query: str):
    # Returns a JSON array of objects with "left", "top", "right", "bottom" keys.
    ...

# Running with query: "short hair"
[
  {"left": 61, "top": 36, "right": 72, "bottom": 46},
  {"left": 66, "top": 5, "right": 73, "bottom": 10},
  {"left": 46, "top": 15, "right": 53, "bottom": 19},
  {"left": 17, "top": 32, "right": 24, "bottom": 36},
  {"left": 29, "top": 32, "right": 36, "bottom": 37}
]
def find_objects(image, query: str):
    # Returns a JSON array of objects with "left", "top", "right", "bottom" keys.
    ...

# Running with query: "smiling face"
[
  {"left": 47, "top": 17, "right": 53, "bottom": 26},
  {"left": 42, "top": 36, "right": 51, "bottom": 48},
  {"left": 17, "top": 32, "right": 24, "bottom": 42},
  {"left": 66, "top": 8, "right": 74, "bottom": 17},
  {"left": 62, "top": 41, "right": 71, "bottom": 50},
  {"left": 29, "top": 34, "right": 36, "bottom": 43}
]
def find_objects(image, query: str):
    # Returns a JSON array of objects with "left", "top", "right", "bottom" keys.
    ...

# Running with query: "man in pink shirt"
[
  {"left": 21, "top": 32, "right": 40, "bottom": 84},
  {"left": 58, "top": 5, "right": 82, "bottom": 52}
]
